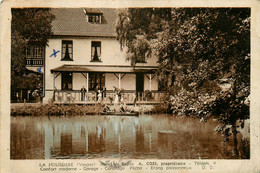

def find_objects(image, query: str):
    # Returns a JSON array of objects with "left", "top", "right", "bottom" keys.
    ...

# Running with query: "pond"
[{"left": 11, "top": 114, "right": 249, "bottom": 159}]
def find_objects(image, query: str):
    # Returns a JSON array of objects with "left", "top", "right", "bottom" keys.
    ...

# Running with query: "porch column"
[
  {"left": 86, "top": 73, "right": 89, "bottom": 92},
  {"left": 119, "top": 73, "right": 121, "bottom": 89},
  {"left": 53, "top": 72, "right": 56, "bottom": 89},
  {"left": 149, "top": 74, "right": 152, "bottom": 91}
]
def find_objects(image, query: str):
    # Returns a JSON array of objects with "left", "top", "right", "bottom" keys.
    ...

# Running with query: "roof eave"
[
  {"left": 50, "top": 34, "right": 117, "bottom": 38},
  {"left": 51, "top": 65, "right": 158, "bottom": 74}
]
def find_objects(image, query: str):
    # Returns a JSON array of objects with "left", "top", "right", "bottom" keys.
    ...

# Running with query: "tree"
[
  {"left": 11, "top": 8, "right": 55, "bottom": 101},
  {"left": 116, "top": 8, "right": 249, "bottom": 89},
  {"left": 116, "top": 8, "right": 250, "bottom": 150}
]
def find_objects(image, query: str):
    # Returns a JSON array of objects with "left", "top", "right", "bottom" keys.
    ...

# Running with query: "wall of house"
[
  {"left": 121, "top": 74, "right": 136, "bottom": 91},
  {"left": 73, "top": 73, "right": 88, "bottom": 90},
  {"left": 26, "top": 66, "right": 45, "bottom": 73},
  {"left": 55, "top": 74, "right": 61, "bottom": 90},
  {"left": 105, "top": 73, "right": 136, "bottom": 91},
  {"left": 44, "top": 91, "right": 54, "bottom": 103},
  {"left": 135, "top": 54, "right": 159, "bottom": 67},
  {"left": 43, "top": 37, "right": 159, "bottom": 102},
  {"left": 105, "top": 73, "right": 119, "bottom": 90}
]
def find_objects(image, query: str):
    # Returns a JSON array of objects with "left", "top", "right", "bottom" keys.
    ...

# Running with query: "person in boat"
[
  {"left": 119, "top": 97, "right": 130, "bottom": 113},
  {"left": 103, "top": 104, "right": 111, "bottom": 113},
  {"left": 119, "top": 102, "right": 127, "bottom": 113}
]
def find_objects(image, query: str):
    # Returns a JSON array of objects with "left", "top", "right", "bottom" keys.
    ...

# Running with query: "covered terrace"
[{"left": 50, "top": 65, "right": 164, "bottom": 104}]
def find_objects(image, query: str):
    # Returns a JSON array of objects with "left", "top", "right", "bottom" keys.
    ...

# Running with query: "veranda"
[{"left": 53, "top": 90, "right": 164, "bottom": 104}]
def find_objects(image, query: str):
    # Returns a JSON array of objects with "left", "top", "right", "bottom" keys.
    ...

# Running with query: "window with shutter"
[
  {"left": 61, "top": 40, "right": 73, "bottom": 61},
  {"left": 91, "top": 41, "right": 101, "bottom": 62}
]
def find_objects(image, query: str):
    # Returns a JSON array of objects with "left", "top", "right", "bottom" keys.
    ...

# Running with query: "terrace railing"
[{"left": 53, "top": 90, "right": 164, "bottom": 104}]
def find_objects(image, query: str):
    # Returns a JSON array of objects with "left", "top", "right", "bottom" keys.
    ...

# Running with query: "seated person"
[
  {"left": 119, "top": 103, "right": 125, "bottom": 113},
  {"left": 120, "top": 103, "right": 129, "bottom": 113},
  {"left": 103, "top": 105, "right": 111, "bottom": 112}
]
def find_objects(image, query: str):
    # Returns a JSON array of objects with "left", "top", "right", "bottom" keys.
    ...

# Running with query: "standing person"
[
  {"left": 133, "top": 91, "right": 137, "bottom": 107},
  {"left": 121, "top": 93, "right": 124, "bottom": 103},
  {"left": 118, "top": 90, "right": 122, "bottom": 103},
  {"left": 114, "top": 91, "right": 119, "bottom": 105},
  {"left": 95, "top": 85, "right": 99, "bottom": 101},
  {"left": 80, "top": 86, "right": 87, "bottom": 101},
  {"left": 97, "top": 89, "right": 102, "bottom": 103},
  {"left": 102, "top": 86, "right": 106, "bottom": 98}
]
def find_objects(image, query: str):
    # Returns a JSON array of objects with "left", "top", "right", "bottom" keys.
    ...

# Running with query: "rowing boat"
[{"left": 100, "top": 111, "right": 139, "bottom": 116}]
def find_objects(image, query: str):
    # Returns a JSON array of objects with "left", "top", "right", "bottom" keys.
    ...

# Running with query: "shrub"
[{"left": 11, "top": 104, "right": 104, "bottom": 116}]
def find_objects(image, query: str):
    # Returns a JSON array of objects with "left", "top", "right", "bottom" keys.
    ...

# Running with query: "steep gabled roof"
[{"left": 51, "top": 8, "right": 117, "bottom": 37}]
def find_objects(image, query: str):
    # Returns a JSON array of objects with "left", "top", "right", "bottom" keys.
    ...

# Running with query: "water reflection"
[{"left": 11, "top": 115, "right": 247, "bottom": 159}]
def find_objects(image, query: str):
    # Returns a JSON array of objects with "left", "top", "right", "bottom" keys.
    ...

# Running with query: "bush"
[
  {"left": 151, "top": 104, "right": 169, "bottom": 114},
  {"left": 11, "top": 104, "right": 104, "bottom": 116}
]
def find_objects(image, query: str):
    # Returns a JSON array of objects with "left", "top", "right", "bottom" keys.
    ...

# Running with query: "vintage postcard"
[{"left": 1, "top": 0, "right": 260, "bottom": 172}]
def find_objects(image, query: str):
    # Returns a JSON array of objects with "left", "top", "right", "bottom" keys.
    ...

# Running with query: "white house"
[{"left": 26, "top": 8, "right": 163, "bottom": 104}]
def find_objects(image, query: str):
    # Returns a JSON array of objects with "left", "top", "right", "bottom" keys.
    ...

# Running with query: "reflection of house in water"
[
  {"left": 44, "top": 123, "right": 53, "bottom": 159},
  {"left": 135, "top": 127, "right": 145, "bottom": 153},
  {"left": 43, "top": 121, "right": 107, "bottom": 158},
  {"left": 72, "top": 126, "right": 86, "bottom": 155},
  {"left": 87, "top": 127, "right": 106, "bottom": 154},
  {"left": 12, "top": 115, "right": 239, "bottom": 159},
  {"left": 61, "top": 133, "right": 72, "bottom": 155},
  {"left": 42, "top": 116, "right": 183, "bottom": 159},
  {"left": 42, "top": 116, "right": 161, "bottom": 158}
]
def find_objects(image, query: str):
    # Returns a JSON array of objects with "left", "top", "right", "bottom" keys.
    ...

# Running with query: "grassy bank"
[
  {"left": 11, "top": 104, "right": 103, "bottom": 116},
  {"left": 11, "top": 103, "right": 169, "bottom": 116}
]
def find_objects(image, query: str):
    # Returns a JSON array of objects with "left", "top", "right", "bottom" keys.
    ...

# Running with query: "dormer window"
[
  {"left": 88, "top": 14, "right": 101, "bottom": 23},
  {"left": 84, "top": 8, "right": 103, "bottom": 24},
  {"left": 136, "top": 55, "right": 146, "bottom": 63}
]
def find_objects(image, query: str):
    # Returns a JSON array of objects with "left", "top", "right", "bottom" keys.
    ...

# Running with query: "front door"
[{"left": 136, "top": 73, "right": 144, "bottom": 92}]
